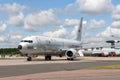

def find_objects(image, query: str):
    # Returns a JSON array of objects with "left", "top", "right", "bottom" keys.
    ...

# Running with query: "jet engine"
[
  {"left": 111, "top": 51, "right": 116, "bottom": 56},
  {"left": 101, "top": 51, "right": 109, "bottom": 57},
  {"left": 65, "top": 49, "right": 83, "bottom": 60}
]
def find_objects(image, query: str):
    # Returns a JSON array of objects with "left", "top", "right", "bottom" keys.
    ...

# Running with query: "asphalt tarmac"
[{"left": 0, "top": 57, "right": 120, "bottom": 78}]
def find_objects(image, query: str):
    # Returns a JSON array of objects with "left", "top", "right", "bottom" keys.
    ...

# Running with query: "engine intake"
[
  {"left": 66, "top": 51, "right": 73, "bottom": 57},
  {"left": 65, "top": 49, "right": 83, "bottom": 59}
]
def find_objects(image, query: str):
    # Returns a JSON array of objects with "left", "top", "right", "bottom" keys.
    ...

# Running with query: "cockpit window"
[{"left": 21, "top": 40, "right": 33, "bottom": 43}]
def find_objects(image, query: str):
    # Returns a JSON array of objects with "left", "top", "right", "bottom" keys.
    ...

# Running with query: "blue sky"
[{"left": 0, "top": 0, "right": 120, "bottom": 48}]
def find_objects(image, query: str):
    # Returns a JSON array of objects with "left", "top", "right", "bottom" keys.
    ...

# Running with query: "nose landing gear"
[{"left": 27, "top": 57, "right": 32, "bottom": 61}]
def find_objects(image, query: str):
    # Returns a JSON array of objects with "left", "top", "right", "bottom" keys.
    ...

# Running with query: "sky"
[{"left": 0, "top": 0, "right": 120, "bottom": 48}]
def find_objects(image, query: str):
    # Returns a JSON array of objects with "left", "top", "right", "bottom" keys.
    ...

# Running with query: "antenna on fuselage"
[{"left": 76, "top": 17, "right": 83, "bottom": 41}]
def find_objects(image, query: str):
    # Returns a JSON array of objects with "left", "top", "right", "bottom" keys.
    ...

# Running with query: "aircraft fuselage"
[{"left": 18, "top": 36, "right": 81, "bottom": 56}]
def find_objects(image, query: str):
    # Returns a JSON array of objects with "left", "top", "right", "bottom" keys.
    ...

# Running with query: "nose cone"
[{"left": 18, "top": 45, "right": 22, "bottom": 50}]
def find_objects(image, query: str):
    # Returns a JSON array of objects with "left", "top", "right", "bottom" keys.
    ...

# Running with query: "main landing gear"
[
  {"left": 67, "top": 58, "right": 74, "bottom": 60},
  {"left": 27, "top": 56, "right": 32, "bottom": 61},
  {"left": 45, "top": 55, "right": 52, "bottom": 60},
  {"left": 27, "top": 55, "right": 52, "bottom": 61}
]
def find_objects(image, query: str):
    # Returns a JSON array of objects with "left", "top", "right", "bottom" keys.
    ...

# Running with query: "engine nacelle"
[
  {"left": 65, "top": 49, "right": 84, "bottom": 59},
  {"left": 101, "top": 51, "right": 109, "bottom": 57},
  {"left": 111, "top": 51, "right": 116, "bottom": 56}
]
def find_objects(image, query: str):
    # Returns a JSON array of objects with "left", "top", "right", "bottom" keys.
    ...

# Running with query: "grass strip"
[{"left": 88, "top": 64, "right": 120, "bottom": 70}]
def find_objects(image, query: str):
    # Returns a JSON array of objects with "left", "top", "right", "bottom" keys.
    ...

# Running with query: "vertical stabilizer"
[{"left": 76, "top": 17, "right": 83, "bottom": 41}]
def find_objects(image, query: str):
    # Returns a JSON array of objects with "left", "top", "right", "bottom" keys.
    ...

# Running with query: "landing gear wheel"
[
  {"left": 67, "top": 58, "right": 74, "bottom": 60},
  {"left": 70, "top": 58, "right": 74, "bottom": 60},
  {"left": 67, "top": 58, "right": 70, "bottom": 60},
  {"left": 27, "top": 57, "right": 32, "bottom": 61},
  {"left": 45, "top": 55, "right": 51, "bottom": 60}
]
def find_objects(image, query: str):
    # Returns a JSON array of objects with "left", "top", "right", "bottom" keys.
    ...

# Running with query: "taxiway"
[{"left": 0, "top": 57, "right": 120, "bottom": 80}]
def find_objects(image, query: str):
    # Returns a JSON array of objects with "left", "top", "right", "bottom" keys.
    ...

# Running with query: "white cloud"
[
  {"left": 78, "top": 0, "right": 113, "bottom": 14},
  {"left": 64, "top": 19, "right": 79, "bottom": 27},
  {"left": 97, "top": 27, "right": 120, "bottom": 38},
  {"left": 24, "top": 9, "right": 60, "bottom": 31},
  {"left": 82, "top": 37, "right": 106, "bottom": 47},
  {"left": 10, "top": 35, "right": 22, "bottom": 41},
  {"left": 88, "top": 19, "right": 105, "bottom": 28},
  {"left": 112, "top": 5, "right": 120, "bottom": 20},
  {"left": 64, "top": 18, "right": 87, "bottom": 27},
  {"left": 71, "top": 26, "right": 79, "bottom": 39},
  {"left": 0, "top": 23, "right": 7, "bottom": 32},
  {"left": 0, "top": 3, "right": 25, "bottom": 27},
  {"left": 65, "top": 0, "right": 113, "bottom": 15},
  {"left": 7, "top": 12, "right": 24, "bottom": 26},
  {"left": 111, "top": 21, "right": 120, "bottom": 28},
  {"left": 42, "top": 26, "right": 68, "bottom": 38},
  {"left": 0, "top": 3, "right": 25, "bottom": 16},
  {"left": 0, "top": 36, "right": 5, "bottom": 42},
  {"left": 64, "top": 3, "right": 79, "bottom": 14}
]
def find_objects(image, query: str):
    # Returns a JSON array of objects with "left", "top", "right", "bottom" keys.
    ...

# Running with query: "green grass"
[{"left": 88, "top": 64, "right": 120, "bottom": 70}]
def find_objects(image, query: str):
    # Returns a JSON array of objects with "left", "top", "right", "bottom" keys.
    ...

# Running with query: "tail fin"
[{"left": 76, "top": 17, "right": 83, "bottom": 41}]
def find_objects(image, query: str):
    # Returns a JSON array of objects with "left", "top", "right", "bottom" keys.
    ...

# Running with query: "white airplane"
[
  {"left": 92, "top": 48, "right": 113, "bottom": 57},
  {"left": 91, "top": 47, "right": 120, "bottom": 57},
  {"left": 82, "top": 47, "right": 116, "bottom": 57},
  {"left": 109, "top": 48, "right": 120, "bottom": 56},
  {"left": 18, "top": 17, "right": 84, "bottom": 61}
]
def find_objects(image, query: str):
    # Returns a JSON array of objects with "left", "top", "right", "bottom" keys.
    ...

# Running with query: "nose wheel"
[
  {"left": 45, "top": 55, "right": 51, "bottom": 60},
  {"left": 27, "top": 57, "right": 32, "bottom": 61}
]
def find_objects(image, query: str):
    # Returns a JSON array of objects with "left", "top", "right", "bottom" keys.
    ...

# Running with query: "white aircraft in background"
[
  {"left": 109, "top": 48, "right": 120, "bottom": 56},
  {"left": 92, "top": 48, "right": 120, "bottom": 57},
  {"left": 92, "top": 48, "right": 113, "bottom": 57},
  {"left": 83, "top": 47, "right": 120, "bottom": 57},
  {"left": 82, "top": 48, "right": 111, "bottom": 57},
  {"left": 18, "top": 17, "right": 84, "bottom": 61}
]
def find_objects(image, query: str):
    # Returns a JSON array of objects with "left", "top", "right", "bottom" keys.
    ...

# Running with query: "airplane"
[
  {"left": 109, "top": 48, "right": 120, "bottom": 56},
  {"left": 82, "top": 47, "right": 117, "bottom": 57},
  {"left": 92, "top": 48, "right": 113, "bottom": 57},
  {"left": 18, "top": 17, "right": 84, "bottom": 61}
]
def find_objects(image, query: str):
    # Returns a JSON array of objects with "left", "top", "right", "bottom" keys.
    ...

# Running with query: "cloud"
[
  {"left": 88, "top": 19, "right": 105, "bottom": 28},
  {"left": 97, "top": 26, "right": 120, "bottom": 38},
  {"left": 10, "top": 35, "right": 22, "bottom": 41},
  {"left": 65, "top": 0, "right": 113, "bottom": 15},
  {"left": 111, "top": 21, "right": 120, "bottom": 28},
  {"left": 0, "top": 3, "right": 26, "bottom": 27},
  {"left": 112, "top": 5, "right": 120, "bottom": 20},
  {"left": 0, "top": 23, "right": 7, "bottom": 32},
  {"left": 0, "top": 36, "right": 6, "bottom": 42},
  {"left": 71, "top": 26, "right": 79, "bottom": 39},
  {"left": 0, "top": 3, "right": 25, "bottom": 16},
  {"left": 63, "top": 18, "right": 87, "bottom": 27},
  {"left": 64, "top": 3, "right": 79, "bottom": 14},
  {"left": 64, "top": 19, "right": 79, "bottom": 27},
  {"left": 42, "top": 26, "right": 68, "bottom": 38},
  {"left": 24, "top": 9, "right": 60, "bottom": 31},
  {"left": 7, "top": 12, "right": 24, "bottom": 26}
]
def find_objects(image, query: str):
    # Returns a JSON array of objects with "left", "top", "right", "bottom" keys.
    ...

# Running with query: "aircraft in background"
[
  {"left": 82, "top": 47, "right": 111, "bottom": 57},
  {"left": 92, "top": 48, "right": 114, "bottom": 57},
  {"left": 18, "top": 17, "right": 84, "bottom": 61},
  {"left": 92, "top": 40, "right": 120, "bottom": 57},
  {"left": 109, "top": 48, "right": 120, "bottom": 56},
  {"left": 83, "top": 47, "right": 120, "bottom": 57}
]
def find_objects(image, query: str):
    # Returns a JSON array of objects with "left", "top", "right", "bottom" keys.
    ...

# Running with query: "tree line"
[{"left": 0, "top": 48, "right": 20, "bottom": 55}]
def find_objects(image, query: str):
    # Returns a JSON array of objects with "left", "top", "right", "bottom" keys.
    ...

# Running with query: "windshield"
[{"left": 21, "top": 40, "right": 33, "bottom": 43}]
